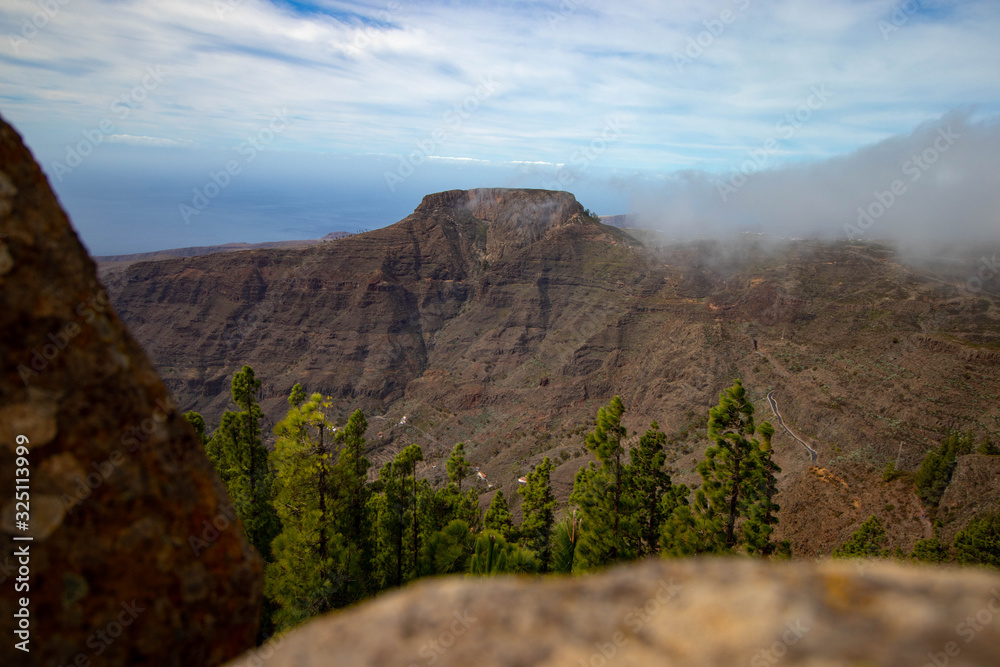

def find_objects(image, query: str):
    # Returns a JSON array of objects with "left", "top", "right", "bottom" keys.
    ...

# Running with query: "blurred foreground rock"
[
  {"left": 0, "top": 115, "right": 262, "bottom": 665},
  {"left": 228, "top": 558, "right": 1000, "bottom": 667}
]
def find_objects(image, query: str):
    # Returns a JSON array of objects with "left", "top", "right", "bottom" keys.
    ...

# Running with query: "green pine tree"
[
  {"left": 368, "top": 463, "right": 403, "bottom": 590},
  {"left": 518, "top": 457, "right": 557, "bottom": 571},
  {"left": 484, "top": 489, "right": 517, "bottom": 542},
  {"left": 571, "top": 396, "right": 638, "bottom": 572},
  {"left": 447, "top": 442, "right": 472, "bottom": 491},
  {"left": 915, "top": 430, "right": 976, "bottom": 507},
  {"left": 424, "top": 442, "right": 481, "bottom": 539},
  {"left": 288, "top": 382, "right": 307, "bottom": 408},
  {"left": 204, "top": 365, "right": 280, "bottom": 563},
  {"left": 697, "top": 380, "right": 774, "bottom": 552},
  {"left": 952, "top": 510, "right": 1000, "bottom": 568},
  {"left": 266, "top": 392, "right": 347, "bottom": 629},
  {"left": 628, "top": 421, "right": 673, "bottom": 557},
  {"left": 184, "top": 410, "right": 206, "bottom": 446},
  {"left": 659, "top": 489, "right": 723, "bottom": 557},
  {"left": 742, "top": 421, "right": 782, "bottom": 556},
  {"left": 331, "top": 409, "right": 372, "bottom": 599},
  {"left": 910, "top": 536, "right": 949, "bottom": 564},
  {"left": 833, "top": 515, "right": 888, "bottom": 558},
  {"left": 371, "top": 444, "right": 424, "bottom": 589},
  {"left": 661, "top": 380, "right": 778, "bottom": 557}
]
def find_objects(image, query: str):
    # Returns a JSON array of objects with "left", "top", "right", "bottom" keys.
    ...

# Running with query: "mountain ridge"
[{"left": 99, "top": 188, "right": 1000, "bottom": 557}]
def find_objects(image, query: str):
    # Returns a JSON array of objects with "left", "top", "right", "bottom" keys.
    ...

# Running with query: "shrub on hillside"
[
  {"left": 914, "top": 431, "right": 975, "bottom": 507},
  {"left": 978, "top": 439, "right": 1000, "bottom": 456}
]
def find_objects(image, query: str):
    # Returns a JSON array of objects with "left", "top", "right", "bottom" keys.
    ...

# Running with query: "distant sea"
[{"left": 39, "top": 144, "right": 630, "bottom": 256}]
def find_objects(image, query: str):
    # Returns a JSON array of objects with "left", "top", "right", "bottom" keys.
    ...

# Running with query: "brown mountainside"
[{"left": 100, "top": 188, "right": 1000, "bottom": 556}]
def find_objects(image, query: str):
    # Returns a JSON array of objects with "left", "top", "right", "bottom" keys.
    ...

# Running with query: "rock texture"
[
  {"left": 0, "top": 115, "right": 262, "bottom": 665},
  {"left": 227, "top": 557, "right": 1000, "bottom": 667},
  {"left": 416, "top": 188, "right": 588, "bottom": 259}
]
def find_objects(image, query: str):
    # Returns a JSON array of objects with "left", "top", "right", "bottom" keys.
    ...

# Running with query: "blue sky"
[{"left": 1, "top": 0, "right": 999, "bottom": 254}]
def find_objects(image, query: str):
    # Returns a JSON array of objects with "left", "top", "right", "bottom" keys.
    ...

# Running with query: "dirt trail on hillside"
[{"left": 767, "top": 390, "right": 819, "bottom": 462}]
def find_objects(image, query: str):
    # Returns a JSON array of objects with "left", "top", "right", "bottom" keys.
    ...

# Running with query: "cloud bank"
[{"left": 626, "top": 110, "right": 1000, "bottom": 245}]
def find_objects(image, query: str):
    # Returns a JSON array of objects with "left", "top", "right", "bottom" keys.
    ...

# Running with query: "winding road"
[{"left": 766, "top": 391, "right": 819, "bottom": 463}]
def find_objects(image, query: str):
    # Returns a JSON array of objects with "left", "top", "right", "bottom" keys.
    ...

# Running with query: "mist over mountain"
[{"left": 626, "top": 110, "right": 1000, "bottom": 248}]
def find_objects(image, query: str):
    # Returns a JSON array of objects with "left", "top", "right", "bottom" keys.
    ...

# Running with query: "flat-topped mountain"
[
  {"left": 416, "top": 188, "right": 591, "bottom": 258},
  {"left": 99, "top": 188, "right": 1000, "bottom": 557}
]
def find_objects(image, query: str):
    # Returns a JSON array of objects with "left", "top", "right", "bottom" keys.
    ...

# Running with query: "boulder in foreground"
[
  {"left": 227, "top": 558, "right": 1000, "bottom": 667},
  {"left": 0, "top": 114, "right": 262, "bottom": 666}
]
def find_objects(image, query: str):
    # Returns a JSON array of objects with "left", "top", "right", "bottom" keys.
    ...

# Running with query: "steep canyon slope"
[{"left": 100, "top": 189, "right": 1000, "bottom": 556}]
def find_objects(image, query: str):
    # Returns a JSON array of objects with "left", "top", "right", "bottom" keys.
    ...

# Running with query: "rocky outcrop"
[
  {"left": 227, "top": 558, "right": 1000, "bottom": 667},
  {"left": 417, "top": 188, "right": 589, "bottom": 259},
  {"left": 0, "top": 115, "right": 262, "bottom": 665}
]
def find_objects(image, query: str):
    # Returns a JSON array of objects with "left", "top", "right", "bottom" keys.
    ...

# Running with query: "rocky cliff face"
[
  {"left": 416, "top": 188, "right": 588, "bottom": 259},
  {"left": 225, "top": 557, "right": 1000, "bottom": 667},
  {"left": 100, "top": 191, "right": 1000, "bottom": 557},
  {"left": 0, "top": 115, "right": 262, "bottom": 665}
]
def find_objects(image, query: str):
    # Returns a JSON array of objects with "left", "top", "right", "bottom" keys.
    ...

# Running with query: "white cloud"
[
  {"left": 106, "top": 134, "right": 194, "bottom": 147},
  {"left": 2, "top": 0, "right": 999, "bottom": 254},
  {"left": 627, "top": 110, "right": 1000, "bottom": 245},
  {"left": 2, "top": 0, "right": 998, "bottom": 170}
]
